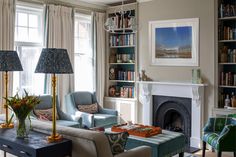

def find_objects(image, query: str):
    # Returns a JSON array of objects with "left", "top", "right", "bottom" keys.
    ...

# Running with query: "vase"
[{"left": 16, "top": 118, "right": 30, "bottom": 138}]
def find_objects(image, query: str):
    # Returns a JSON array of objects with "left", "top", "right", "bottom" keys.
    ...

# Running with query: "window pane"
[
  {"left": 18, "top": 13, "right": 28, "bottom": 27},
  {"left": 29, "top": 14, "right": 38, "bottom": 28},
  {"left": 74, "top": 14, "right": 94, "bottom": 92},
  {"left": 74, "top": 55, "right": 94, "bottom": 92},
  {"left": 14, "top": 47, "right": 45, "bottom": 95},
  {"left": 17, "top": 27, "right": 28, "bottom": 41},
  {"left": 29, "top": 28, "right": 39, "bottom": 42}
]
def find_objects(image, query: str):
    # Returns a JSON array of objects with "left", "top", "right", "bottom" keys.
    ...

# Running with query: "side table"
[{"left": 0, "top": 128, "right": 72, "bottom": 157}]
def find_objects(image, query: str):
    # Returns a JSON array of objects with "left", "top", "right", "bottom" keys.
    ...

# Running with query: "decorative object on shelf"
[
  {"left": 109, "top": 49, "right": 117, "bottom": 63},
  {"left": 192, "top": 68, "right": 202, "bottom": 84},
  {"left": 139, "top": 70, "right": 152, "bottom": 81},
  {"left": 109, "top": 67, "right": 116, "bottom": 80},
  {"left": 231, "top": 92, "right": 236, "bottom": 108},
  {"left": 6, "top": 90, "right": 40, "bottom": 138},
  {"left": 149, "top": 18, "right": 199, "bottom": 66},
  {"left": 104, "top": 0, "right": 137, "bottom": 33},
  {"left": 0, "top": 50, "right": 23, "bottom": 129},
  {"left": 35, "top": 48, "right": 73, "bottom": 142}
]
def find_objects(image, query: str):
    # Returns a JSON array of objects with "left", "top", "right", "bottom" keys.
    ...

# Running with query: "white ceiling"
[{"left": 79, "top": 0, "right": 125, "bottom": 6}]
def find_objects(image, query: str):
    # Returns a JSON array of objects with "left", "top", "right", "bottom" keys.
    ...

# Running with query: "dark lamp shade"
[
  {"left": 0, "top": 51, "right": 23, "bottom": 72},
  {"left": 35, "top": 48, "right": 73, "bottom": 74}
]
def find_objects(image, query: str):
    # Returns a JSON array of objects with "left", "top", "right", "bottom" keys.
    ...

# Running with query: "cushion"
[
  {"left": 34, "top": 108, "right": 59, "bottom": 121},
  {"left": 105, "top": 132, "right": 129, "bottom": 155},
  {"left": 77, "top": 103, "right": 98, "bottom": 114}
]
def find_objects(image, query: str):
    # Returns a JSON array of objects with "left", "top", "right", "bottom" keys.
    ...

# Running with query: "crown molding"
[{"left": 137, "top": 0, "right": 153, "bottom": 3}]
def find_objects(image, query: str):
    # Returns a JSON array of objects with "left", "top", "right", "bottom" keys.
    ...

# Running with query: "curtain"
[
  {"left": 0, "top": 0, "right": 15, "bottom": 113},
  {"left": 45, "top": 4, "right": 74, "bottom": 111},
  {"left": 92, "top": 12, "right": 106, "bottom": 106}
]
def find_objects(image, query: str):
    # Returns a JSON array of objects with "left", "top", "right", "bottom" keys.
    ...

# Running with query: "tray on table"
[{"left": 111, "top": 123, "right": 162, "bottom": 137}]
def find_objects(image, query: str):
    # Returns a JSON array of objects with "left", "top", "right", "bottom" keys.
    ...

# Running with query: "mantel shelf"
[{"left": 137, "top": 81, "right": 207, "bottom": 87}]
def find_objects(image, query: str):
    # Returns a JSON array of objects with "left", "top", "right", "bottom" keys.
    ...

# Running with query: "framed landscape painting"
[{"left": 149, "top": 18, "right": 199, "bottom": 66}]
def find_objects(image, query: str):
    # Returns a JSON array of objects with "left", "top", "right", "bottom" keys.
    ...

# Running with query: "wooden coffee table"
[{"left": 106, "top": 128, "right": 185, "bottom": 157}]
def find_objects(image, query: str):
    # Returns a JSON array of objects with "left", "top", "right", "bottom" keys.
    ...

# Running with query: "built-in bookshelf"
[
  {"left": 215, "top": 0, "right": 236, "bottom": 115},
  {"left": 104, "top": 3, "right": 138, "bottom": 123}
]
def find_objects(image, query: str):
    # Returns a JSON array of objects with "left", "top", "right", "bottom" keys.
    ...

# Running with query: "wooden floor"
[
  {"left": 1, "top": 150, "right": 235, "bottom": 157},
  {"left": 193, "top": 150, "right": 234, "bottom": 157}
]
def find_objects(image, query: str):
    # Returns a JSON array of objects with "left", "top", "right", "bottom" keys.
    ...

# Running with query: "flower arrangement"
[{"left": 5, "top": 90, "right": 40, "bottom": 138}]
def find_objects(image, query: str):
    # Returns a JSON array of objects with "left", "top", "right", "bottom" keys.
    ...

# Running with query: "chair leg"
[
  {"left": 179, "top": 152, "right": 184, "bottom": 157},
  {"left": 234, "top": 152, "right": 236, "bottom": 157},
  {"left": 217, "top": 151, "right": 222, "bottom": 157},
  {"left": 202, "top": 141, "right": 206, "bottom": 157}
]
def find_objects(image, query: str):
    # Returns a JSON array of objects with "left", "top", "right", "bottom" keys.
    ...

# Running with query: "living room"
[{"left": 0, "top": 0, "right": 236, "bottom": 157}]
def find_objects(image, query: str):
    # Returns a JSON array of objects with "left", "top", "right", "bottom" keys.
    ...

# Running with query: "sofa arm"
[
  {"left": 99, "top": 108, "right": 118, "bottom": 116},
  {"left": 114, "top": 146, "right": 152, "bottom": 157},
  {"left": 75, "top": 111, "right": 94, "bottom": 128}
]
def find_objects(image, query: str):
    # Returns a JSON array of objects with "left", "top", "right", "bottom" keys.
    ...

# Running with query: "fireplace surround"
[{"left": 138, "top": 81, "right": 206, "bottom": 149}]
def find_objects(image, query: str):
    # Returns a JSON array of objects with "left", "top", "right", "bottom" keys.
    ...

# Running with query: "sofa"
[
  {"left": 65, "top": 91, "right": 118, "bottom": 128},
  {"left": 31, "top": 95, "right": 82, "bottom": 128},
  {"left": 31, "top": 119, "right": 152, "bottom": 157}
]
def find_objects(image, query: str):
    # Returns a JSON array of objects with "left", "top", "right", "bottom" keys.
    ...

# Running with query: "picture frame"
[{"left": 149, "top": 18, "right": 199, "bottom": 66}]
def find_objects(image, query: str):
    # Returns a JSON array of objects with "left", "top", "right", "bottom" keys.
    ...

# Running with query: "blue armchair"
[
  {"left": 31, "top": 95, "right": 82, "bottom": 128},
  {"left": 202, "top": 115, "right": 236, "bottom": 157},
  {"left": 65, "top": 91, "right": 118, "bottom": 128}
]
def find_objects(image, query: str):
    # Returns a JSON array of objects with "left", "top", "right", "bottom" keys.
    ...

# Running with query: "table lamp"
[
  {"left": 35, "top": 48, "right": 73, "bottom": 142},
  {"left": 0, "top": 51, "right": 23, "bottom": 128}
]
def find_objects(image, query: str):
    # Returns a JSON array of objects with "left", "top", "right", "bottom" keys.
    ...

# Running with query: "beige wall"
[{"left": 138, "top": 0, "right": 215, "bottom": 123}]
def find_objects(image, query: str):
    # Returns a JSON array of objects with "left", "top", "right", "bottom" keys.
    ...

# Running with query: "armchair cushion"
[
  {"left": 94, "top": 113, "right": 117, "bottom": 128},
  {"left": 105, "top": 132, "right": 129, "bottom": 155},
  {"left": 34, "top": 108, "right": 59, "bottom": 121},
  {"left": 202, "top": 132, "right": 220, "bottom": 149},
  {"left": 77, "top": 103, "right": 98, "bottom": 114},
  {"left": 56, "top": 120, "right": 81, "bottom": 128}
]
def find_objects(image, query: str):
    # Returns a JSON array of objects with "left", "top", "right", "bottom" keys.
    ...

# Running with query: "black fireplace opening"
[
  {"left": 153, "top": 95, "right": 198, "bottom": 152},
  {"left": 164, "top": 109, "right": 184, "bottom": 133}
]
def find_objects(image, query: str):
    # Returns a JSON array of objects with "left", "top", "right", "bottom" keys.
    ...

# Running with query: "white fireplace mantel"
[{"left": 137, "top": 81, "right": 207, "bottom": 148}]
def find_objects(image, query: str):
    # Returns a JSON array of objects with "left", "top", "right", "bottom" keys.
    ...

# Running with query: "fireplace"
[
  {"left": 153, "top": 96, "right": 191, "bottom": 147},
  {"left": 138, "top": 81, "right": 206, "bottom": 149}
]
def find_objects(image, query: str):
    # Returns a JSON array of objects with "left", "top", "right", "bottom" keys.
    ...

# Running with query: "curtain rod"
[{"left": 17, "top": 0, "right": 106, "bottom": 13}]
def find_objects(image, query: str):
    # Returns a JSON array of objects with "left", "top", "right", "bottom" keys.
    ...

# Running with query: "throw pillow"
[
  {"left": 77, "top": 103, "right": 98, "bottom": 114},
  {"left": 34, "top": 108, "right": 59, "bottom": 121},
  {"left": 105, "top": 132, "right": 129, "bottom": 155}
]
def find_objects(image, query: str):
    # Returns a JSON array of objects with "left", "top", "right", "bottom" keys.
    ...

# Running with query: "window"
[
  {"left": 74, "top": 13, "right": 95, "bottom": 92},
  {"left": 13, "top": 5, "right": 45, "bottom": 95}
]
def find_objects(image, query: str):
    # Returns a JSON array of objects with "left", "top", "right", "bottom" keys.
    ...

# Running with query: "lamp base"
[
  {"left": 0, "top": 122, "right": 14, "bottom": 129},
  {"left": 47, "top": 133, "right": 63, "bottom": 143}
]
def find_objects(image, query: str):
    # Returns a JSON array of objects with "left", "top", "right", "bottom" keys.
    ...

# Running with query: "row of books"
[
  {"left": 110, "top": 34, "right": 135, "bottom": 46},
  {"left": 220, "top": 72, "right": 236, "bottom": 86},
  {"left": 109, "top": 15, "right": 134, "bottom": 29},
  {"left": 219, "top": 46, "right": 236, "bottom": 63},
  {"left": 219, "top": 26, "right": 236, "bottom": 40},
  {"left": 219, "top": 3, "right": 236, "bottom": 18},
  {"left": 120, "top": 86, "right": 135, "bottom": 98},
  {"left": 111, "top": 70, "right": 135, "bottom": 81},
  {"left": 109, "top": 85, "right": 135, "bottom": 98}
]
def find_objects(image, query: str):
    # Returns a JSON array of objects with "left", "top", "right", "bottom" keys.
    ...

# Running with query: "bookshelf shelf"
[
  {"left": 109, "top": 63, "right": 135, "bottom": 65},
  {"left": 110, "top": 45, "right": 135, "bottom": 48},
  {"left": 109, "top": 80, "right": 135, "bottom": 83},
  {"left": 219, "top": 16, "right": 236, "bottom": 20},
  {"left": 219, "top": 63, "right": 236, "bottom": 65},
  {"left": 219, "top": 85, "right": 236, "bottom": 89},
  {"left": 218, "top": 40, "right": 236, "bottom": 43}
]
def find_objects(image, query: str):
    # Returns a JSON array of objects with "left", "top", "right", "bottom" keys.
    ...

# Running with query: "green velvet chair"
[{"left": 202, "top": 114, "right": 236, "bottom": 157}]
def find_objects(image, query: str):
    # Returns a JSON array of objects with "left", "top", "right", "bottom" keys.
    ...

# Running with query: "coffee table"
[{"left": 106, "top": 128, "right": 185, "bottom": 157}]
